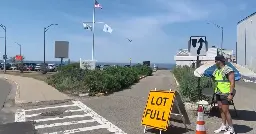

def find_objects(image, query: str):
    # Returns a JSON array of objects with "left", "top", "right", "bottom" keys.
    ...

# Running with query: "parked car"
[
  {"left": 153, "top": 64, "right": 158, "bottom": 72},
  {"left": 40, "top": 63, "right": 49, "bottom": 74},
  {"left": 29, "top": 63, "right": 36, "bottom": 71},
  {"left": 23, "top": 63, "right": 36, "bottom": 71},
  {"left": 0, "top": 63, "right": 3, "bottom": 70},
  {"left": 48, "top": 64, "right": 56, "bottom": 72},
  {"left": 10, "top": 64, "right": 17, "bottom": 70},
  {"left": 6, "top": 63, "right": 11, "bottom": 70},
  {"left": 0, "top": 63, "right": 11, "bottom": 70},
  {"left": 35, "top": 64, "right": 41, "bottom": 71},
  {"left": 17, "top": 64, "right": 27, "bottom": 71}
]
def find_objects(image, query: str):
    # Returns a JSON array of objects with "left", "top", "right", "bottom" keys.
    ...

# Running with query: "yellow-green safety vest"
[{"left": 214, "top": 69, "right": 230, "bottom": 94}]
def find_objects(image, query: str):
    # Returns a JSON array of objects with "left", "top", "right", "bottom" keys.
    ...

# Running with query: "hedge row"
[
  {"left": 172, "top": 65, "right": 213, "bottom": 102},
  {"left": 46, "top": 63, "right": 153, "bottom": 96}
]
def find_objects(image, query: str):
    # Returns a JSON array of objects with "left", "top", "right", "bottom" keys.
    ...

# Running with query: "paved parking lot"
[{"left": 15, "top": 100, "right": 127, "bottom": 134}]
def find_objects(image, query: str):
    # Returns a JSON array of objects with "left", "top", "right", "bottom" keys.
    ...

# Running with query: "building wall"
[{"left": 237, "top": 13, "right": 256, "bottom": 72}]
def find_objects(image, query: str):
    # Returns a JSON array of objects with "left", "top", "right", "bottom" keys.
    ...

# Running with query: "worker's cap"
[{"left": 215, "top": 55, "right": 225, "bottom": 62}]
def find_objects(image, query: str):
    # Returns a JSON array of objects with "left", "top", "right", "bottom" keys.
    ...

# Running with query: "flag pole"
[{"left": 92, "top": 0, "right": 96, "bottom": 61}]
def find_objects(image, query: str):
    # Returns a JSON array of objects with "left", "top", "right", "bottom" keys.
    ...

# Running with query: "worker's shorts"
[{"left": 215, "top": 94, "right": 230, "bottom": 105}]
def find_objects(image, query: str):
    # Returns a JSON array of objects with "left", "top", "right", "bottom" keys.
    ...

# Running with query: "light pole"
[
  {"left": 15, "top": 42, "right": 23, "bottom": 72},
  {"left": 43, "top": 24, "right": 58, "bottom": 63},
  {"left": 15, "top": 42, "right": 22, "bottom": 57},
  {"left": 83, "top": 21, "right": 105, "bottom": 61},
  {"left": 207, "top": 22, "right": 223, "bottom": 55},
  {"left": 0, "top": 24, "right": 7, "bottom": 73}
]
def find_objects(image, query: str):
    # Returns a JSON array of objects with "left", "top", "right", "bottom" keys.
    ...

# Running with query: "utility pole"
[
  {"left": 15, "top": 42, "right": 23, "bottom": 72},
  {"left": 207, "top": 22, "right": 224, "bottom": 55},
  {"left": 43, "top": 24, "right": 58, "bottom": 63},
  {"left": 0, "top": 24, "right": 7, "bottom": 73}
]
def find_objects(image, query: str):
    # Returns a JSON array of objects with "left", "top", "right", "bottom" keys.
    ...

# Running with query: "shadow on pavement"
[
  {"left": 233, "top": 110, "right": 256, "bottom": 121},
  {"left": 234, "top": 124, "right": 253, "bottom": 134},
  {"left": 147, "top": 125, "right": 193, "bottom": 134},
  {"left": 207, "top": 106, "right": 244, "bottom": 119},
  {"left": 0, "top": 121, "right": 37, "bottom": 134}
]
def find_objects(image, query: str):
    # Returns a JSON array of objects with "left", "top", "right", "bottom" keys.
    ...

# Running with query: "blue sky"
[{"left": 0, "top": 0, "right": 255, "bottom": 63}]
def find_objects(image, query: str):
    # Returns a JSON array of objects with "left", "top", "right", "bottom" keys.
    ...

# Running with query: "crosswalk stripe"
[
  {"left": 72, "top": 101, "right": 127, "bottom": 134},
  {"left": 26, "top": 109, "right": 83, "bottom": 118},
  {"left": 32, "top": 114, "right": 91, "bottom": 122},
  {"left": 15, "top": 101, "right": 127, "bottom": 134},
  {"left": 24, "top": 104, "right": 76, "bottom": 112},
  {"left": 44, "top": 124, "right": 108, "bottom": 134},
  {"left": 15, "top": 109, "right": 25, "bottom": 122},
  {"left": 35, "top": 119, "right": 96, "bottom": 129}
]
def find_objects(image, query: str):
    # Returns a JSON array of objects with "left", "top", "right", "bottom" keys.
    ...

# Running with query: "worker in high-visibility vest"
[{"left": 213, "top": 55, "right": 236, "bottom": 134}]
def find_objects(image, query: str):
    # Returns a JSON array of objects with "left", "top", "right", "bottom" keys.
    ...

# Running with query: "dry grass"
[{"left": 0, "top": 71, "right": 55, "bottom": 81}]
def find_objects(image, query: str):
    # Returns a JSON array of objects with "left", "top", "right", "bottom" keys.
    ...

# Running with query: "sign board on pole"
[
  {"left": 55, "top": 41, "right": 69, "bottom": 58},
  {"left": 188, "top": 36, "right": 208, "bottom": 56},
  {"left": 80, "top": 59, "right": 96, "bottom": 70},
  {"left": 141, "top": 90, "right": 175, "bottom": 131},
  {"left": 2, "top": 55, "right": 7, "bottom": 60},
  {"left": 15, "top": 55, "right": 23, "bottom": 61}
]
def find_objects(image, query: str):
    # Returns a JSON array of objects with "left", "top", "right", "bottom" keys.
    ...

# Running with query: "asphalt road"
[
  {"left": 11, "top": 71, "right": 256, "bottom": 134},
  {"left": 0, "top": 78, "right": 11, "bottom": 109},
  {"left": 81, "top": 70, "right": 179, "bottom": 134},
  {"left": 12, "top": 70, "right": 178, "bottom": 134}
]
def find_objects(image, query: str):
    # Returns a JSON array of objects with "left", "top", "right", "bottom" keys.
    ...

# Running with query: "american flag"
[{"left": 94, "top": 0, "right": 102, "bottom": 9}]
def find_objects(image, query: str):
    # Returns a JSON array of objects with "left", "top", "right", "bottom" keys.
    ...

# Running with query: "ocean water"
[{"left": 2, "top": 60, "right": 175, "bottom": 70}]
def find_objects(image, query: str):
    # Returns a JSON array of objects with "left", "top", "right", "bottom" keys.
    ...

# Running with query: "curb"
[
  {"left": 16, "top": 99, "right": 73, "bottom": 107},
  {"left": 139, "top": 75, "right": 146, "bottom": 79},
  {"left": 0, "top": 76, "right": 19, "bottom": 108},
  {"left": 172, "top": 74, "right": 180, "bottom": 86}
]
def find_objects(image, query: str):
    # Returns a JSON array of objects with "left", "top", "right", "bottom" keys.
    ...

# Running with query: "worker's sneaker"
[
  {"left": 214, "top": 125, "right": 228, "bottom": 133},
  {"left": 224, "top": 126, "right": 235, "bottom": 134}
]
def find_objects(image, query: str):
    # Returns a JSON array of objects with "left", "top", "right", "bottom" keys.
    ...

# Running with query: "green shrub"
[
  {"left": 173, "top": 65, "right": 213, "bottom": 102},
  {"left": 133, "top": 64, "right": 153, "bottom": 76},
  {"left": 57, "top": 63, "right": 80, "bottom": 71},
  {"left": 46, "top": 64, "right": 152, "bottom": 95}
]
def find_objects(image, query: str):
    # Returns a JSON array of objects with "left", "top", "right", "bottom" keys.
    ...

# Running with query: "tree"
[
  {"left": 8, "top": 56, "right": 25, "bottom": 63},
  {"left": 9, "top": 56, "right": 16, "bottom": 63}
]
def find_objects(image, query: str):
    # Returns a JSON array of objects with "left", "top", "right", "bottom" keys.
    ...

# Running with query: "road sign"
[
  {"left": 55, "top": 41, "right": 69, "bottom": 58},
  {"left": 15, "top": 55, "right": 23, "bottom": 61},
  {"left": 80, "top": 59, "right": 96, "bottom": 70},
  {"left": 188, "top": 36, "right": 208, "bottom": 56},
  {"left": 141, "top": 90, "right": 175, "bottom": 131},
  {"left": 2, "top": 54, "right": 7, "bottom": 59}
]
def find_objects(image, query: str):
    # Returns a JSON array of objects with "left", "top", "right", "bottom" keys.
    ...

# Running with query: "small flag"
[
  {"left": 103, "top": 24, "right": 113, "bottom": 33},
  {"left": 95, "top": 0, "right": 102, "bottom": 9},
  {"left": 83, "top": 23, "right": 92, "bottom": 31}
]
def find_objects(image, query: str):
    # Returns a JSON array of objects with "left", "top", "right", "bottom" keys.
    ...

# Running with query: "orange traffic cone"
[{"left": 196, "top": 106, "right": 206, "bottom": 134}]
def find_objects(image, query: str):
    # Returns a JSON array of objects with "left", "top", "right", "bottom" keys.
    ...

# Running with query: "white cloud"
[{"left": 60, "top": 0, "right": 223, "bottom": 62}]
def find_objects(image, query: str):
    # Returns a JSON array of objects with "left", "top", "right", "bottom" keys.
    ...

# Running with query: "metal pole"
[
  {"left": 196, "top": 55, "right": 201, "bottom": 100},
  {"left": 220, "top": 27, "right": 223, "bottom": 55},
  {"left": 4, "top": 27, "right": 6, "bottom": 73},
  {"left": 43, "top": 28, "right": 46, "bottom": 64},
  {"left": 245, "top": 28, "right": 247, "bottom": 65},
  {"left": 207, "top": 22, "right": 223, "bottom": 55},
  {"left": 236, "top": 42, "right": 237, "bottom": 63},
  {"left": 129, "top": 58, "right": 131, "bottom": 66},
  {"left": 92, "top": 0, "right": 96, "bottom": 61},
  {"left": 43, "top": 24, "right": 58, "bottom": 64},
  {"left": 60, "top": 58, "right": 63, "bottom": 71},
  {"left": 20, "top": 44, "right": 21, "bottom": 56}
]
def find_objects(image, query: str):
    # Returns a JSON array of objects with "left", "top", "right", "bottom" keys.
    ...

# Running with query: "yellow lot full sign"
[{"left": 141, "top": 90, "right": 175, "bottom": 131}]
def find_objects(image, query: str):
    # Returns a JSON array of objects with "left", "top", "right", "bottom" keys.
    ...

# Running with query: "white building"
[
  {"left": 174, "top": 47, "right": 234, "bottom": 67},
  {"left": 237, "top": 12, "right": 256, "bottom": 72}
]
